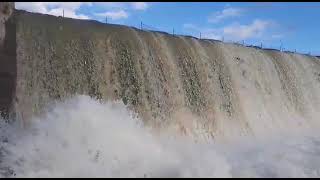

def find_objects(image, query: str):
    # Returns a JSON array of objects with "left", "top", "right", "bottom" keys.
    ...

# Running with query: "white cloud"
[
  {"left": 183, "top": 19, "right": 274, "bottom": 42},
  {"left": 15, "top": 2, "right": 91, "bottom": 19},
  {"left": 208, "top": 7, "right": 243, "bottom": 23},
  {"left": 92, "top": 2, "right": 127, "bottom": 9},
  {"left": 131, "top": 2, "right": 148, "bottom": 10},
  {"left": 183, "top": 23, "right": 222, "bottom": 40},
  {"left": 95, "top": 10, "right": 128, "bottom": 20},
  {"left": 15, "top": 2, "right": 150, "bottom": 21},
  {"left": 223, "top": 19, "right": 271, "bottom": 41},
  {"left": 201, "top": 31, "right": 222, "bottom": 40},
  {"left": 15, "top": 2, "right": 48, "bottom": 13},
  {"left": 47, "top": 8, "right": 89, "bottom": 20},
  {"left": 92, "top": 2, "right": 149, "bottom": 11}
]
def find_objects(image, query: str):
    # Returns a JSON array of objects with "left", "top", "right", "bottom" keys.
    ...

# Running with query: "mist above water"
[{"left": 0, "top": 95, "right": 319, "bottom": 178}]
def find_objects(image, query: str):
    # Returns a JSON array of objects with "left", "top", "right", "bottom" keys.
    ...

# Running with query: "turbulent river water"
[{"left": 0, "top": 96, "right": 320, "bottom": 178}]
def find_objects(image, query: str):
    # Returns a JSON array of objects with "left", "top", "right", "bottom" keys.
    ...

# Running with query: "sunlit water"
[{"left": 0, "top": 95, "right": 320, "bottom": 178}]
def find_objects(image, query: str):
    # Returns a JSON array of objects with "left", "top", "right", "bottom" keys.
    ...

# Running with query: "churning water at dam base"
[{"left": 0, "top": 95, "right": 320, "bottom": 178}]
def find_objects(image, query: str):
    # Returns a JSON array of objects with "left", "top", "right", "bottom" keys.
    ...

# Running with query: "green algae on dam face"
[
  {"left": 112, "top": 40, "right": 142, "bottom": 106},
  {"left": 14, "top": 10, "right": 108, "bottom": 116},
  {"left": 265, "top": 51, "right": 306, "bottom": 114},
  {"left": 164, "top": 37, "right": 206, "bottom": 114},
  {"left": 197, "top": 40, "right": 236, "bottom": 118},
  {"left": 178, "top": 51, "right": 205, "bottom": 112},
  {"left": 135, "top": 32, "right": 172, "bottom": 119}
]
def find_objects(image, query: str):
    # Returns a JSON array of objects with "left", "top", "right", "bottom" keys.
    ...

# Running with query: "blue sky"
[{"left": 15, "top": 2, "right": 320, "bottom": 55}]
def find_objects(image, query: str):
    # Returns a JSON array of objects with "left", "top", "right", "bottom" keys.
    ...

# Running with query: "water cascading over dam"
[{"left": 1, "top": 3, "right": 320, "bottom": 141}]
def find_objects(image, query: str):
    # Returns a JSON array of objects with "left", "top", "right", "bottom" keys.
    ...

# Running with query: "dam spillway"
[{"left": 1, "top": 3, "right": 320, "bottom": 140}]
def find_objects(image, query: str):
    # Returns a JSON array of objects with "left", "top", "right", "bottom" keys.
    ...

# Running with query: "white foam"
[{"left": 0, "top": 95, "right": 319, "bottom": 178}]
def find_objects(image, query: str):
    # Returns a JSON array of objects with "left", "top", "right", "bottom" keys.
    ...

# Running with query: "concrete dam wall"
[
  {"left": 0, "top": 2, "right": 15, "bottom": 120},
  {"left": 1, "top": 4, "right": 320, "bottom": 140}
]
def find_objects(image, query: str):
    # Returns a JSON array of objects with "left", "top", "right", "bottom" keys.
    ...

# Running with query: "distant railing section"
[{"left": 105, "top": 20, "right": 320, "bottom": 58}]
